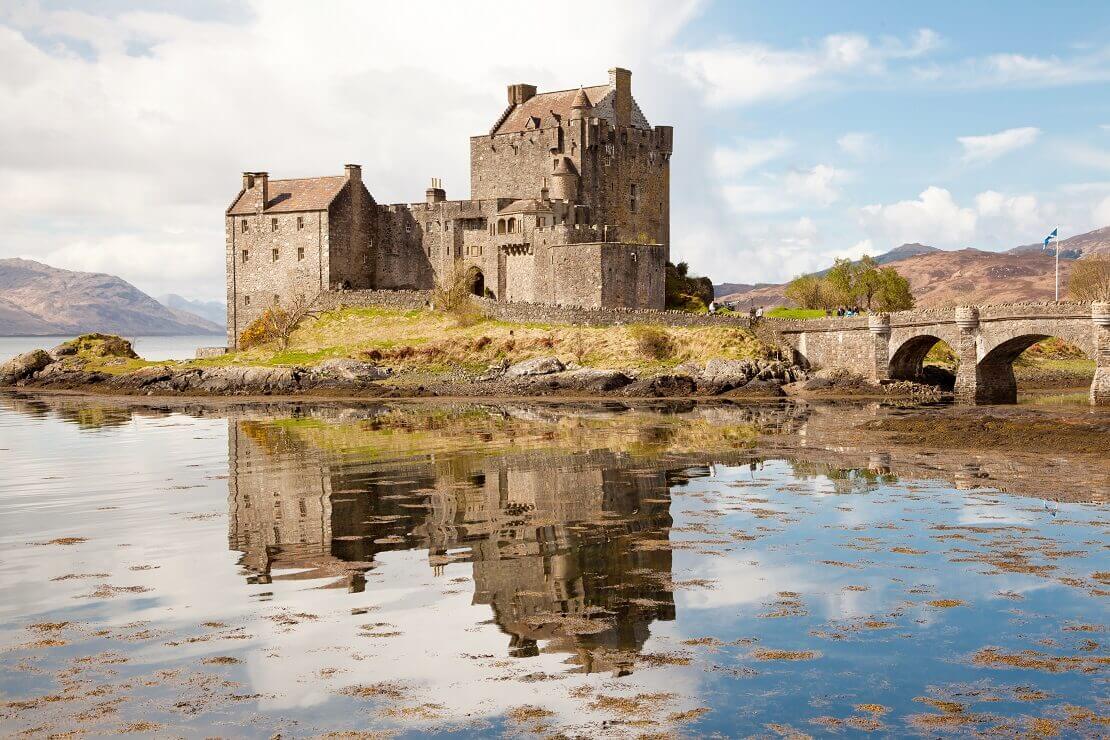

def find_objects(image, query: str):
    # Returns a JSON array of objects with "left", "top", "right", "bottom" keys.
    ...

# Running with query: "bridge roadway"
[{"left": 773, "top": 301, "right": 1110, "bottom": 406}]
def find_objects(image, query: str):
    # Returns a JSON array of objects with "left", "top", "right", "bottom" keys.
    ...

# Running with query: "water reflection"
[
  {"left": 1, "top": 394, "right": 1106, "bottom": 737},
  {"left": 227, "top": 412, "right": 703, "bottom": 672}
]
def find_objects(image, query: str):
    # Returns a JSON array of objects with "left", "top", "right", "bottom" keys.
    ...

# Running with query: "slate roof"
[
  {"left": 493, "top": 85, "right": 608, "bottom": 134},
  {"left": 228, "top": 176, "right": 348, "bottom": 215},
  {"left": 498, "top": 198, "right": 554, "bottom": 215}
]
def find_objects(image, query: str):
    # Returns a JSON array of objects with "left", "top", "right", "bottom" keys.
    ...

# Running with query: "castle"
[{"left": 225, "top": 67, "right": 672, "bottom": 348}]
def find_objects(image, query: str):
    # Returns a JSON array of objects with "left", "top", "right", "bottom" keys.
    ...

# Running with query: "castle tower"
[{"left": 550, "top": 157, "right": 579, "bottom": 204}]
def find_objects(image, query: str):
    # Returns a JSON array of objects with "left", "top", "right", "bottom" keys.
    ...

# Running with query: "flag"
[{"left": 1042, "top": 228, "right": 1058, "bottom": 250}]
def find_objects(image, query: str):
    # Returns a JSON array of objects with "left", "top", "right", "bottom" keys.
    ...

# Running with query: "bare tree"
[{"left": 1068, "top": 258, "right": 1110, "bottom": 302}]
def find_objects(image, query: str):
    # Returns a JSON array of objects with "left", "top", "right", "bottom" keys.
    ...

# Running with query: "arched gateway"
[{"left": 776, "top": 302, "right": 1110, "bottom": 406}]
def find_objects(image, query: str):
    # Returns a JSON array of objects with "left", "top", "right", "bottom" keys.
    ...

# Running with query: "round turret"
[
  {"left": 569, "top": 87, "right": 591, "bottom": 120},
  {"left": 550, "top": 156, "right": 579, "bottom": 203}
]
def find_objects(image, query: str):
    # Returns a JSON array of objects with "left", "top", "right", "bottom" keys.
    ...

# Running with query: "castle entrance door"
[{"left": 467, "top": 268, "right": 485, "bottom": 297}]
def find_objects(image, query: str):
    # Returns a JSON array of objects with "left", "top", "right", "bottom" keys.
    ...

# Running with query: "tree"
[
  {"left": 240, "top": 293, "right": 319, "bottom": 350},
  {"left": 784, "top": 274, "right": 827, "bottom": 309},
  {"left": 1068, "top": 258, "right": 1110, "bottom": 302},
  {"left": 824, "top": 258, "right": 857, "bottom": 306},
  {"left": 854, "top": 255, "right": 882, "bottom": 309},
  {"left": 873, "top": 267, "right": 914, "bottom": 311}
]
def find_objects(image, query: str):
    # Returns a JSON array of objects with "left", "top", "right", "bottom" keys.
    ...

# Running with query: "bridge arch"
[
  {"left": 969, "top": 332, "right": 1095, "bottom": 404},
  {"left": 888, "top": 334, "right": 951, "bottom": 381}
]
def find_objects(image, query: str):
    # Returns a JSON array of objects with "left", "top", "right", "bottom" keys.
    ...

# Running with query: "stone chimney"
[
  {"left": 242, "top": 171, "right": 268, "bottom": 212},
  {"left": 507, "top": 83, "right": 537, "bottom": 106},
  {"left": 426, "top": 177, "right": 446, "bottom": 204},
  {"left": 608, "top": 67, "right": 631, "bottom": 127},
  {"left": 344, "top": 163, "right": 362, "bottom": 184}
]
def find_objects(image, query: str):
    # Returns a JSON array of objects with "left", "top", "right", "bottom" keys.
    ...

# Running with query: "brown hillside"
[{"left": 720, "top": 249, "right": 1076, "bottom": 309}]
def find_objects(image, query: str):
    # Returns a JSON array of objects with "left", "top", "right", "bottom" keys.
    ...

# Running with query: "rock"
[
  {"left": 553, "top": 368, "right": 632, "bottom": 392},
  {"left": 196, "top": 366, "right": 299, "bottom": 393},
  {"left": 312, "top": 358, "right": 391, "bottom": 381},
  {"left": 56, "top": 334, "right": 138, "bottom": 359},
  {"left": 698, "top": 359, "right": 756, "bottom": 394},
  {"left": 49, "top": 342, "right": 78, "bottom": 359},
  {"left": 0, "top": 349, "right": 53, "bottom": 385},
  {"left": 620, "top": 373, "right": 697, "bottom": 397},
  {"left": 476, "top": 359, "right": 509, "bottom": 382},
  {"left": 109, "top": 365, "right": 174, "bottom": 390},
  {"left": 919, "top": 365, "right": 956, "bottom": 391},
  {"left": 504, "top": 356, "right": 564, "bottom": 377}
]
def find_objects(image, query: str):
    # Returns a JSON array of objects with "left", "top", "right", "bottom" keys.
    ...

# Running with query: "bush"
[
  {"left": 629, "top": 324, "right": 674, "bottom": 360},
  {"left": 1068, "top": 258, "right": 1110, "bottom": 302},
  {"left": 432, "top": 272, "right": 484, "bottom": 327},
  {"left": 239, "top": 307, "right": 284, "bottom": 349},
  {"left": 665, "top": 262, "right": 713, "bottom": 311}
]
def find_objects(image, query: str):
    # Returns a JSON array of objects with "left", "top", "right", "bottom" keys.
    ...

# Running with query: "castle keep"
[{"left": 225, "top": 67, "right": 672, "bottom": 348}]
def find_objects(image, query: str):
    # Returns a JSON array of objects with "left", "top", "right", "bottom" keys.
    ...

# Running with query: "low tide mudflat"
[{"left": 0, "top": 394, "right": 1106, "bottom": 737}]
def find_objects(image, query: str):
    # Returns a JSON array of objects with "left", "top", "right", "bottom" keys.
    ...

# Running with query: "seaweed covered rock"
[{"left": 54, "top": 334, "right": 138, "bottom": 360}]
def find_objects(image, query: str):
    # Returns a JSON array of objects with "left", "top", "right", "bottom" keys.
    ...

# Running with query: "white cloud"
[
  {"left": 958, "top": 127, "right": 1040, "bottom": 163},
  {"left": 0, "top": 0, "right": 703, "bottom": 300},
  {"left": 674, "top": 28, "right": 940, "bottom": 107},
  {"left": 859, "top": 186, "right": 978, "bottom": 247},
  {"left": 914, "top": 46, "right": 1110, "bottom": 89},
  {"left": 1094, "top": 195, "right": 1110, "bottom": 226},
  {"left": 1060, "top": 143, "right": 1110, "bottom": 172},
  {"left": 783, "top": 164, "right": 846, "bottom": 207},
  {"left": 837, "top": 132, "right": 875, "bottom": 157},
  {"left": 711, "top": 137, "right": 792, "bottom": 178}
]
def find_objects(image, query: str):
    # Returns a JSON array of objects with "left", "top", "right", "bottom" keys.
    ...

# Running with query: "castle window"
[
  {"left": 297, "top": 216, "right": 304, "bottom": 230},
  {"left": 538, "top": 217, "right": 546, "bottom": 227},
  {"left": 507, "top": 217, "right": 516, "bottom": 233},
  {"left": 244, "top": 295, "right": 250, "bottom": 306},
  {"left": 241, "top": 249, "right": 249, "bottom": 263},
  {"left": 297, "top": 247, "right": 305, "bottom": 261},
  {"left": 497, "top": 219, "right": 506, "bottom": 235},
  {"left": 630, "top": 183, "right": 639, "bottom": 213},
  {"left": 271, "top": 217, "right": 278, "bottom": 232},
  {"left": 272, "top": 248, "right": 279, "bottom": 262},
  {"left": 241, "top": 219, "right": 248, "bottom": 233}
]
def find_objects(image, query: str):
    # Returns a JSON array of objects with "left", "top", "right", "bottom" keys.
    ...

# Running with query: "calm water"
[
  {"left": 0, "top": 396, "right": 1106, "bottom": 737},
  {"left": 0, "top": 335, "right": 224, "bottom": 362}
]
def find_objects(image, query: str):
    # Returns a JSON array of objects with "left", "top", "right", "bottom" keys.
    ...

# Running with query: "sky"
[{"left": 1, "top": 0, "right": 1109, "bottom": 302}]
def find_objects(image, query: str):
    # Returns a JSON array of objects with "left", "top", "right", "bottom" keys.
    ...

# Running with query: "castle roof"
[
  {"left": 493, "top": 85, "right": 609, "bottom": 135},
  {"left": 570, "top": 87, "right": 591, "bottom": 109},
  {"left": 498, "top": 198, "right": 554, "bottom": 215},
  {"left": 228, "top": 176, "right": 348, "bottom": 215}
]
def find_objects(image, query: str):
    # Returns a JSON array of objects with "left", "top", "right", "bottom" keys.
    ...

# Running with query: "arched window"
[
  {"left": 507, "top": 217, "right": 517, "bottom": 233},
  {"left": 497, "top": 219, "right": 506, "bottom": 234}
]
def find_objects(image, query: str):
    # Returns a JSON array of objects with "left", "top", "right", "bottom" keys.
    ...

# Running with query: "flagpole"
[{"left": 1055, "top": 224, "right": 1060, "bottom": 302}]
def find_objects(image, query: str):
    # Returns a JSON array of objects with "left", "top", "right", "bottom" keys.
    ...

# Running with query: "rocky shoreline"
[{"left": 0, "top": 336, "right": 952, "bottom": 401}]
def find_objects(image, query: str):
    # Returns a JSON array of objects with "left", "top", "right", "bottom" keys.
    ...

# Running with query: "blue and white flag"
[{"left": 1043, "top": 228, "right": 1058, "bottom": 250}]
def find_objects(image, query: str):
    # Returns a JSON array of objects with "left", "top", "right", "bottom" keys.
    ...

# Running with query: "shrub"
[
  {"left": 1068, "top": 258, "right": 1110, "bottom": 302},
  {"left": 432, "top": 272, "right": 484, "bottom": 327},
  {"left": 629, "top": 324, "right": 674, "bottom": 360}
]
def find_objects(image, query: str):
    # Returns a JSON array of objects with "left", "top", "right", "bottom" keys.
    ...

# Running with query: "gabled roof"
[
  {"left": 492, "top": 82, "right": 653, "bottom": 135},
  {"left": 498, "top": 198, "right": 554, "bottom": 215},
  {"left": 493, "top": 85, "right": 609, "bottom": 135},
  {"left": 228, "top": 176, "right": 348, "bottom": 215}
]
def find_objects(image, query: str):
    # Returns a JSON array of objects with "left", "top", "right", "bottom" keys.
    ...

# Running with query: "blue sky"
[{"left": 1, "top": 0, "right": 1108, "bottom": 301}]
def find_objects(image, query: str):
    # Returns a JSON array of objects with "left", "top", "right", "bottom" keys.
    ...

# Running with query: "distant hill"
[
  {"left": 161, "top": 293, "right": 226, "bottom": 326},
  {"left": 714, "top": 226, "right": 1108, "bottom": 309},
  {"left": 0, "top": 258, "right": 223, "bottom": 336},
  {"left": 713, "top": 282, "right": 776, "bottom": 299},
  {"left": 1007, "top": 225, "right": 1110, "bottom": 259}
]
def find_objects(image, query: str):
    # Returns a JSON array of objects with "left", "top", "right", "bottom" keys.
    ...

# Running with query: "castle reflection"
[{"left": 226, "top": 411, "right": 695, "bottom": 670}]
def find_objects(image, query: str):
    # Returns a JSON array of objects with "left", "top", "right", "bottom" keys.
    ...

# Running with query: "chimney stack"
[
  {"left": 242, "top": 171, "right": 268, "bottom": 212},
  {"left": 344, "top": 163, "right": 362, "bottom": 183},
  {"left": 426, "top": 177, "right": 446, "bottom": 204},
  {"left": 608, "top": 67, "right": 631, "bottom": 127},
  {"left": 507, "top": 83, "right": 537, "bottom": 106}
]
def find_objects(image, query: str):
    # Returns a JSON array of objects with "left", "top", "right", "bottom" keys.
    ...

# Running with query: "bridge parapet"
[{"left": 771, "top": 302, "right": 1106, "bottom": 406}]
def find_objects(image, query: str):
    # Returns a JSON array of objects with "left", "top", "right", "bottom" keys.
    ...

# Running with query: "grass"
[
  {"left": 197, "top": 306, "right": 771, "bottom": 374},
  {"left": 765, "top": 307, "right": 828, "bottom": 320}
]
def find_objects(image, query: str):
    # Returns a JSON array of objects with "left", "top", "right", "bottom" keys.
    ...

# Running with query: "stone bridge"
[{"left": 775, "top": 302, "right": 1110, "bottom": 406}]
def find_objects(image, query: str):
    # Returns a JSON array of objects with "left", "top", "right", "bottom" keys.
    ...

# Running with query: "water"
[
  {"left": 0, "top": 396, "right": 1106, "bottom": 736},
  {"left": 0, "top": 335, "right": 224, "bottom": 362}
]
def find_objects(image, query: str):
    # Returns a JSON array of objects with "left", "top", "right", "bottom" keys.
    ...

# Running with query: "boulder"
[
  {"left": 0, "top": 349, "right": 53, "bottom": 385},
  {"left": 620, "top": 373, "right": 697, "bottom": 397},
  {"left": 697, "top": 359, "right": 757, "bottom": 394},
  {"left": 312, "top": 358, "right": 391, "bottom": 382},
  {"left": 109, "top": 365, "right": 174, "bottom": 390},
  {"left": 504, "top": 356, "right": 564, "bottom": 377},
  {"left": 197, "top": 366, "right": 299, "bottom": 393},
  {"left": 553, "top": 368, "right": 633, "bottom": 392}
]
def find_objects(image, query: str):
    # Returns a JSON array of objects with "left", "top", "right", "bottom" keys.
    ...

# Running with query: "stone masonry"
[
  {"left": 225, "top": 67, "right": 671, "bottom": 348},
  {"left": 777, "top": 302, "right": 1109, "bottom": 406}
]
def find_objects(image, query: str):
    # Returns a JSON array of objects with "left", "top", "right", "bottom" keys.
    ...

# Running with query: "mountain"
[
  {"left": 715, "top": 226, "right": 1107, "bottom": 309},
  {"left": 0, "top": 258, "right": 223, "bottom": 336},
  {"left": 713, "top": 282, "right": 776, "bottom": 298},
  {"left": 1007, "top": 225, "right": 1110, "bottom": 259},
  {"left": 161, "top": 293, "right": 226, "bottom": 326}
]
